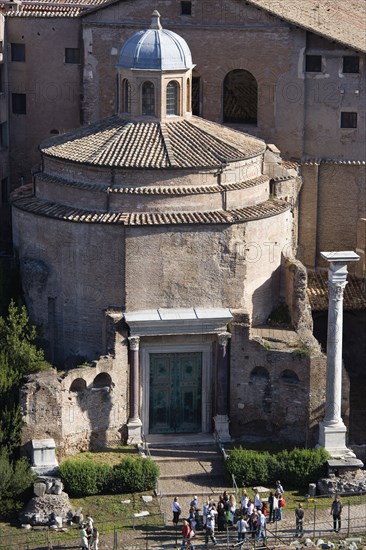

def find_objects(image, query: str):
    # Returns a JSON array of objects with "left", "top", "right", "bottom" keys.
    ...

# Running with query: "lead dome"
[{"left": 117, "top": 10, "right": 193, "bottom": 71}]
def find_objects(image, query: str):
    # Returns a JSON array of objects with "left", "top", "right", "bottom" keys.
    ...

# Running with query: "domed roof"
[{"left": 117, "top": 11, "right": 193, "bottom": 71}]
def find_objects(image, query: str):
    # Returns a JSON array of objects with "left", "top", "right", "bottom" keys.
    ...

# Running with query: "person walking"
[
  {"left": 267, "top": 492, "right": 274, "bottom": 522},
  {"left": 295, "top": 503, "right": 304, "bottom": 537},
  {"left": 256, "top": 510, "right": 266, "bottom": 543},
  {"left": 236, "top": 515, "right": 248, "bottom": 543},
  {"left": 79, "top": 524, "right": 89, "bottom": 550},
  {"left": 205, "top": 512, "right": 217, "bottom": 545},
  {"left": 331, "top": 495, "right": 343, "bottom": 533},
  {"left": 173, "top": 496, "right": 181, "bottom": 526},
  {"left": 254, "top": 488, "right": 261, "bottom": 511},
  {"left": 275, "top": 480, "right": 284, "bottom": 497},
  {"left": 91, "top": 527, "right": 99, "bottom": 550},
  {"left": 181, "top": 520, "right": 191, "bottom": 549}
]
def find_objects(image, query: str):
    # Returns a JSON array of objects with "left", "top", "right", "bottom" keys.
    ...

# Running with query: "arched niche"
[{"left": 223, "top": 69, "right": 258, "bottom": 124}]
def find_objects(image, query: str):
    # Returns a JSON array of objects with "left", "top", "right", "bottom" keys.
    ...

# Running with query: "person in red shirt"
[{"left": 181, "top": 520, "right": 191, "bottom": 548}]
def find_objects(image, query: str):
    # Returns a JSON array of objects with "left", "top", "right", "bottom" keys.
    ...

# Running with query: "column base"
[
  {"left": 318, "top": 420, "right": 355, "bottom": 459},
  {"left": 214, "top": 414, "right": 231, "bottom": 443},
  {"left": 127, "top": 418, "right": 143, "bottom": 445}
]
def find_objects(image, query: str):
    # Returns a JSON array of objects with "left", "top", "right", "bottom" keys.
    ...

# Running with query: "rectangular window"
[
  {"left": 341, "top": 112, "right": 357, "bottom": 128},
  {"left": 0, "top": 121, "right": 8, "bottom": 148},
  {"left": 12, "top": 93, "right": 26, "bottom": 114},
  {"left": 305, "top": 54, "right": 322, "bottom": 72},
  {"left": 181, "top": 1, "right": 192, "bottom": 15},
  {"left": 65, "top": 48, "right": 80, "bottom": 64},
  {"left": 343, "top": 56, "right": 359, "bottom": 74},
  {"left": 11, "top": 43, "right": 25, "bottom": 62}
]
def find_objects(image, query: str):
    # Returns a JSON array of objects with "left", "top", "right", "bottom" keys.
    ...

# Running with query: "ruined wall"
[
  {"left": 229, "top": 312, "right": 327, "bottom": 446},
  {"left": 21, "top": 331, "right": 129, "bottom": 458}
]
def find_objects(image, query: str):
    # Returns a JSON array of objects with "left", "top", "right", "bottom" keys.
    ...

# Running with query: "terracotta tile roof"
[
  {"left": 40, "top": 116, "right": 265, "bottom": 169},
  {"left": 37, "top": 172, "right": 269, "bottom": 195},
  {"left": 2, "top": 0, "right": 108, "bottom": 17},
  {"left": 12, "top": 190, "right": 289, "bottom": 226},
  {"left": 246, "top": 0, "right": 366, "bottom": 53},
  {"left": 307, "top": 270, "right": 366, "bottom": 311}
]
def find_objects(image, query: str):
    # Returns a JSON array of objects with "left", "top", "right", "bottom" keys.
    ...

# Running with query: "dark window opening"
[
  {"left": 343, "top": 56, "right": 359, "bottom": 74},
  {"left": 11, "top": 43, "right": 25, "bottom": 62},
  {"left": 65, "top": 48, "right": 80, "bottom": 64},
  {"left": 341, "top": 112, "right": 357, "bottom": 128},
  {"left": 1, "top": 177, "right": 8, "bottom": 205},
  {"left": 0, "top": 121, "right": 8, "bottom": 148},
  {"left": 12, "top": 93, "right": 26, "bottom": 114},
  {"left": 223, "top": 69, "right": 258, "bottom": 124},
  {"left": 181, "top": 1, "right": 192, "bottom": 15},
  {"left": 122, "top": 78, "right": 131, "bottom": 113},
  {"left": 192, "top": 76, "right": 200, "bottom": 116},
  {"left": 93, "top": 372, "right": 112, "bottom": 388},
  {"left": 305, "top": 54, "right": 322, "bottom": 72},
  {"left": 280, "top": 369, "right": 300, "bottom": 384},
  {"left": 166, "top": 80, "right": 179, "bottom": 115},
  {"left": 50, "top": 129, "right": 60, "bottom": 135},
  {"left": 142, "top": 81, "right": 155, "bottom": 116},
  {"left": 69, "top": 378, "right": 87, "bottom": 392}
]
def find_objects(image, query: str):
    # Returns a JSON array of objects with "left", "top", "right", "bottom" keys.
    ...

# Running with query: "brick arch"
[
  {"left": 280, "top": 369, "right": 300, "bottom": 383},
  {"left": 250, "top": 366, "right": 270, "bottom": 380},
  {"left": 223, "top": 69, "right": 257, "bottom": 124},
  {"left": 93, "top": 372, "right": 112, "bottom": 388},
  {"left": 69, "top": 377, "right": 87, "bottom": 392}
]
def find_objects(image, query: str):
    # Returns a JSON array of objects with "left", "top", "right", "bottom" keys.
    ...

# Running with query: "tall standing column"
[
  {"left": 318, "top": 251, "right": 359, "bottom": 458},
  {"left": 127, "top": 335, "right": 142, "bottom": 444},
  {"left": 214, "top": 331, "right": 231, "bottom": 442}
]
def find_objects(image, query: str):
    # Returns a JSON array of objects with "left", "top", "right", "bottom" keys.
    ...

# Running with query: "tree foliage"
[
  {"left": 0, "top": 300, "right": 51, "bottom": 453},
  {"left": 0, "top": 450, "right": 35, "bottom": 517}
]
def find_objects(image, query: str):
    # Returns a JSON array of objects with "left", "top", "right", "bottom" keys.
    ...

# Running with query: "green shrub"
[
  {"left": 225, "top": 448, "right": 269, "bottom": 486},
  {"left": 0, "top": 451, "right": 35, "bottom": 518},
  {"left": 225, "top": 447, "right": 330, "bottom": 489},
  {"left": 59, "top": 459, "right": 112, "bottom": 497},
  {"left": 277, "top": 448, "right": 330, "bottom": 486},
  {"left": 111, "top": 456, "right": 159, "bottom": 493},
  {"left": 60, "top": 456, "right": 159, "bottom": 497}
]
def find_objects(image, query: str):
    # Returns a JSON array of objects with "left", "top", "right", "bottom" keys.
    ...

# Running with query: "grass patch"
[{"left": 60, "top": 446, "right": 137, "bottom": 467}]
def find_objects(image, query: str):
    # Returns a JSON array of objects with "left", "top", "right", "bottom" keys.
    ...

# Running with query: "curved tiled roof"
[
  {"left": 40, "top": 115, "right": 265, "bottom": 169},
  {"left": 37, "top": 172, "right": 269, "bottom": 195},
  {"left": 12, "top": 190, "right": 289, "bottom": 226},
  {"left": 307, "top": 270, "right": 366, "bottom": 311}
]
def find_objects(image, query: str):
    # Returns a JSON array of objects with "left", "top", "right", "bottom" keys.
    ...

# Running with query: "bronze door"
[{"left": 149, "top": 352, "right": 202, "bottom": 433}]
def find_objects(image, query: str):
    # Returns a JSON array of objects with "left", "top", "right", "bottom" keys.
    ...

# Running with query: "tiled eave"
[
  {"left": 36, "top": 173, "right": 269, "bottom": 195},
  {"left": 12, "top": 193, "right": 290, "bottom": 226},
  {"left": 307, "top": 270, "right": 366, "bottom": 311},
  {"left": 40, "top": 116, "right": 266, "bottom": 169}
]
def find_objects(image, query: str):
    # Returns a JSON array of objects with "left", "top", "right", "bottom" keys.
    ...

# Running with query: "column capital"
[
  {"left": 128, "top": 335, "right": 140, "bottom": 351},
  {"left": 328, "top": 280, "right": 348, "bottom": 302},
  {"left": 217, "top": 331, "right": 231, "bottom": 348}
]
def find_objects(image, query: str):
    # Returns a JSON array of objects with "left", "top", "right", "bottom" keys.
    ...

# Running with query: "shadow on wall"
[
  {"left": 251, "top": 265, "right": 281, "bottom": 325},
  {"left": 69, "top": 372, "right": 114, "bottom": 450}
]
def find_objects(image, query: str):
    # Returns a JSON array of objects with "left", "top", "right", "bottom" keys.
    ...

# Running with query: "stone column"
[
  {"left": 214, "top": 331, "right": 231, "bottom": 442},
  {"left": 127, "top": 336, "right": 142, "bottom": 444},
  {"left": 318, "top": 251, "right": 360, "bottom": 458}
]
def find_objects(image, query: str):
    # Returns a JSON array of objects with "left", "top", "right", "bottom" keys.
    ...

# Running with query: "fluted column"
[
  {"left": 214, "top": 331, "right": 231, "bottom": 442},
  {"left": 318, "top": 251, "right": 359, "bottom": 458},
  {"left": 127, "top": 335, "right": 142, "bottom": 444}
]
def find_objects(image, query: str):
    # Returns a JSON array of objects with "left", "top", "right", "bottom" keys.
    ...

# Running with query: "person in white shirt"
[
  {"left": 256, "top": 510, "right": 266, "bottom": 543},
  {"left": 253, "top": 489, "right": 261, "bottom": 511},
  {"left": 172, "top": 496, "right": 181, "bottom": 526},
  {"left": 247, "top": 500, "right": 254, "bottom": 518},
  {"left": 236, "top": 516, "right": 248, "bottom": 543},
  {"left": 241, "top": 491, "right": 249, "bottom": 515}
]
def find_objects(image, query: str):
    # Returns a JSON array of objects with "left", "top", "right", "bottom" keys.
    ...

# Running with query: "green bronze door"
[{"left": 149, "top": 352, "right": 202, "bottom": 433}]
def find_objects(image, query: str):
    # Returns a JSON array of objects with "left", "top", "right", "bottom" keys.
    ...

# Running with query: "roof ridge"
[{"left": 158, "top": 122, "right": 177, "bottom": 168}]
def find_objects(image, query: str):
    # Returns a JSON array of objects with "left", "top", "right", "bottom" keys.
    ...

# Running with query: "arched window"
[
  {"left": 192, "top": 75, "right": 200, "bottom": 116},
  {"left": 223, "top": 69, "right": 257, "bottom": 124},
  {"left": 166, "top": 80, "right": 179, "bottom": 115},
  {"left": 250, "top": 366, "right": 270, "bottom": 380},
  {"left": 142, "top": 81, "right": 155, "bottom": 116},
  {"left": 69, "top": 378, "right": 87, "bottom": 393},
  {"left": 93, "top": 372, "right": 112, "bottom": 388},
  {"left": 122, "top": 78, "right": 131, "bottom": 113},
  {"left": 186, "top": 78, "right": 191, "bottom": 113},
  {"left": 280, "top": 369, "right": 300, "bottom": 384}
]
